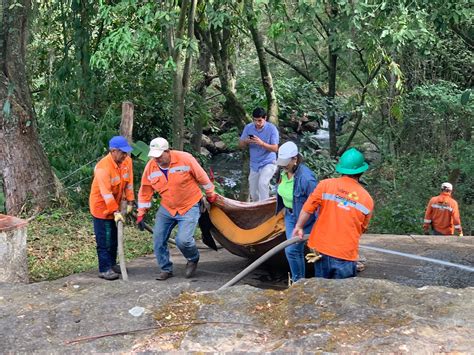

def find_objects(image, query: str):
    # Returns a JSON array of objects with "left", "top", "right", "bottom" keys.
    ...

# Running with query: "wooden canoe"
[{"left": 199, "top": 195, "right": 288, "bottom": 266}]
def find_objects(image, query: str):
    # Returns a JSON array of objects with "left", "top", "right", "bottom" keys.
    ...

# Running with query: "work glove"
[
  {"left": 206, "top": 193, "right": 218, "bottom": 204},
  {"left": 114, "top": 212, "right": 125, "bottom": 224},
  {"left": 200, "top": 197, "right": 211, "bottom": 213},
  {"left": 137, "top": 215, "right": 146, "bottom": 231},
  {"left": 126, "top": 203, "right": 134, "bottom": 214},
  {"left": 458, "top": 232, "right": 464, "bottom": 237},
  {"left": 305, "top": 249, "right": 322, "bottom": 263}
]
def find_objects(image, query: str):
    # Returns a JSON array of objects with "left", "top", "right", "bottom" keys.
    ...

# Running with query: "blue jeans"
[
  {"left": 93, "top": 217, "right": 118, "bottom": 272},
  {"left": 284, "top": 209, "right": 312, "bottom": 282},
  {"left": 153, "top": 203, "right": 200, "bottom": 273},
  {"left": 315, "top": 254, "right": 357, "bottom": 279}
]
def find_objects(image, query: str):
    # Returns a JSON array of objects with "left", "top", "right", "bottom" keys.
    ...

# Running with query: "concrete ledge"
[{"left": 0, "top": 214, "right": 29, "bottom": 283}]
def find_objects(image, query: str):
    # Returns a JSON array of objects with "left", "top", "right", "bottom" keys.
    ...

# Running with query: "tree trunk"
[
  {"left": 171, "top": 0, "right": 189, "bottom": 150},
  {"left": 191, "top": 30, "right": 212, "bottom": 152},
  {"left": 196, "top": 21, "right": 249, "bottom": 199},
  {"left": 0, "top": 0, "right": 57, "bottom": 215},
  {"left": 327, "top": 51, "right": 338, "bottom": 157},
  {"left": 72, "top": 0, "right": 93, "bottom": 115},
  {"left": 246, "top": 0, "right": 279, "bottom": 125}
]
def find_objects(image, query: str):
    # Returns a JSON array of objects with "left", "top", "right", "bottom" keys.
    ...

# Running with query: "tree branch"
[
  {"left": 314, "top": 13, "right": 329, "bottom": 37},
  {"left": 264, "top": 47, "right": 327, "bottom": 96},
  {"left": 338, "top": 61, "right": 383, "bottom": 155},
  {"left": 450, "top": 24, "right": 474, "bottom": 51}
]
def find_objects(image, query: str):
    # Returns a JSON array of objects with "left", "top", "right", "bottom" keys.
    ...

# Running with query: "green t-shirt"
[{"left": 277, "top": 171, "right": 294, "bottom": 209}]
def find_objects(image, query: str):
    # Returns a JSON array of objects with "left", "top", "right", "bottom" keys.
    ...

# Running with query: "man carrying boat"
[
  {"left": 293, "top": 148, "right": 374, "bottom": 279},
  {"left": 136, "top": 138, "right": 217, "bottom": 280}
]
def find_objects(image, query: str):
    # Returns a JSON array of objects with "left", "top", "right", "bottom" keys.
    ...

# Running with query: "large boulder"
[
  {"left": 362, "top": 142, "right": 381, "bottom": 165},
  {"left": 141, "top": 278, "right": 473, "bottom": 352}
]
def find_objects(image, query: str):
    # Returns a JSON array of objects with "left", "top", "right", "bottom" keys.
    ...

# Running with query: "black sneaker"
[
  {"left": 185, "top": 260, "right": 198, "bottom": 278},
  {"left": 111, "top": 264, "right": 124, "bottom": 274},
  {"left": 98, "top": 270, "right": 119, "bottom": 281},
  {"left": 156, "top": 271, "right": 173, "bottom": 281}
]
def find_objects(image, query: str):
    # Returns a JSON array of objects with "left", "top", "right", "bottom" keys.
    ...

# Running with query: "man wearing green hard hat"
[{"left": 293, "top": 148, "right": 374, "bottom": 279}]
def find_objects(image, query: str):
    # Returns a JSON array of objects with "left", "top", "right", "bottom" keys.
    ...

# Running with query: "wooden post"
[
  {"left": 120, "top": 102, "right": 134, "bottom": 141},
  {"left": 0, "top": 214, "right": 29, "bottom": 283},
  {"left": 117, "top": 101, "right": 134, "bottom": 281}
]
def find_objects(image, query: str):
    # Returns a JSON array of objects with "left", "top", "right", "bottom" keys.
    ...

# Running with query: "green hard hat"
[{"left": 336, "top": 148, "right": 369, "bottom": 175}]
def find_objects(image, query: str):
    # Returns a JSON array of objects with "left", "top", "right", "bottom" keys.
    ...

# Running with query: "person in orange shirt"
[
  {"left": 423, "top": 182, "right": 463, "bottom": 236},
  {"left": 89, "top": 136, "right": 135, "bottom": 281},
  {"left": 293, "top": 148, "right": 374, "bottom": 279},
  {"left": 137, "top": 138, "right": 217, "bottom": 280}
]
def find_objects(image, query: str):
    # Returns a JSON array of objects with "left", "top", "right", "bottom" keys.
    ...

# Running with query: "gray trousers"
[{"left": 248, "top": 163, "right": 277, "bottom": 201}]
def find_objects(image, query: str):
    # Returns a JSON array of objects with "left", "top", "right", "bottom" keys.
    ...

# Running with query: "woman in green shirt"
[{"left": 276, "top": 142, "right": 318, "bottom": 282}]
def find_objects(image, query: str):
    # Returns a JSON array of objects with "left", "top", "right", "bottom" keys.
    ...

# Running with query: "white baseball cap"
[
  {"left": 148, "top": 137, "right": 169, "bottom": 158},
  {"left": 441, "top": 182, "right": 453, "bottom": 190},
  {"left": 276, "top": 141, "right": 298, "bottom": 166}
]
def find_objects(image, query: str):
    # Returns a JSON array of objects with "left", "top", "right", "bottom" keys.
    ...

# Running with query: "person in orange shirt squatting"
[
  {"left": 423, "top": 182, "right": 463, "bottom": 236},
  {"left": 292, "top": 148, "right": 374, "bottom": 279},
  {"left": 89, "top": 136, "right": 135, "bottom": 281},
  {"left": 136, "top": 138, "right": 218, "bottom": 280}
]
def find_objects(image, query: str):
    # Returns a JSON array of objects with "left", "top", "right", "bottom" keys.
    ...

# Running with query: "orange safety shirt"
[
  {"left": 302, "top": 176, "right": 374, "bottom": 261},
  {"left": 423, "top": 192, "right": 462, "bottom": 235},
  {"left": 89, "top": 154, "right": 134, "bottom": 219},
  {"left": 137, "top": 150, "right": 215, "bottom": 216}
]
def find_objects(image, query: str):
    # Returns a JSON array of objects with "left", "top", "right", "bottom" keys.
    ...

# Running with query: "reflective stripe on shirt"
[
  {"left": 201, "top": 182, "right": 213, "bottom": 190},
  {"left": 432, "top": 204, "right": 453, "bottom": 212},
  {"left": 170, "top": 166, "right": 190, "bottom": 173},
  {"left": 424, "top": 219, "right": 431, "bottom": 223},
  {"left": 110, "top": 176, "right": 120, "bottom": 184},
  {"left": 138, "top": 201, "right": 151, "bottom": 208},
  {"left": 322, "top": 193, "right": 371, "bottom": 215},
  {"left": 148, "top": 171, "right": 163, "bottom": 180},
  {"left": 102, "top": 193, "right": 114, "bottom": 200}
]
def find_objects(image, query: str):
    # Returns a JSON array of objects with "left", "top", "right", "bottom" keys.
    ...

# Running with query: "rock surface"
[{"left": 0, "top": 234, "right": 472, "bottom": 352}]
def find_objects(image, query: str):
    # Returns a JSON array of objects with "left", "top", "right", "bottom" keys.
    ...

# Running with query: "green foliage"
[
  {"left": 399, "top": 81, "right": 473, "bottom": 154},
  {"left": 366, "top": 150, "right": 473, "bottom": 235},
  {"left": 27, "top": 208, "right": 154, "bottom": 281},
  {"left": 448, "top": 141, "right": 474, "bottom": 234},
  {"left": 299, "top": 133, "right": 337, "bottom": 179},
  {"left": 461, "top": 90, "right": 471, "bottom": 106},
  {"left": 20, "top": 0, "right": 473, "bottom": 240},
  {"left": 0, "top": 190, "right": 4, "bottom": 214},
  {"left": 132, "top": 140, "right": 151, "bottom": 163},
  {"left": 219, "top": 127, "right": 239, "bottom": 150}
]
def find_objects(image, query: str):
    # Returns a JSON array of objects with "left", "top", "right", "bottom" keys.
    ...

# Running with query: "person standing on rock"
[
  {"left": 276, "top": 141, "right": 318, "bottom": 283},
  {"left": 239, "top": 107, "right": 279, "bottom": 201},
  {"left": 292, "top": 148, "right": 374, "bottom": 279},
  {"left": 136, "top": 138, "right": 218, "bottom": 280},
  {"left": 423, "top": 182, "right": 463, "bottom": 236},
  {"left": 89, "top": 136, "right": 135, "bottom": 281}
]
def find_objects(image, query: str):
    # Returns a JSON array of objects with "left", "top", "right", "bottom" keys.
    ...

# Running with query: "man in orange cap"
[{"left": 423, "top": 182, "right": 463, "bottom": 236}]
